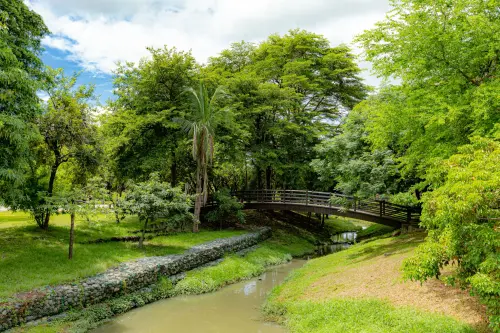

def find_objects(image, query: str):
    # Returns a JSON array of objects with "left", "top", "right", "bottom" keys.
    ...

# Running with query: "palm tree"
[{"left": 179, "top": 82, "right": 225, "bottom": 232}]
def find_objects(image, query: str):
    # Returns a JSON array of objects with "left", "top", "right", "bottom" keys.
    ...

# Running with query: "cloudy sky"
[{"left": 30, "top": 0, "right": 391, "bottom": 102}]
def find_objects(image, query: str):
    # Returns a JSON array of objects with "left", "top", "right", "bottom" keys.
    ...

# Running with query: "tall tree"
[
  {"left": 29, "top": 68, "right": 101, "bottom": 229},
  {"left": 207, "top": 30, "right": 367, "bottom": 190},
  {"left": 356, "top": 0, "right": 500, "bottom": 327},
  {"left": 179, "top": 83, "right": 226, "bottom": 232},
  {"left": 0, "top": 0, "right": 48, "bottom": 199},
  {"left": 104, "top": 47, "right": 198, "bottom": 185},
  {"left": 356, "top": 0, "right": 500, "bottom": 186},
  {"left": 311, "top": 107, "right": 400, "bottom": 198}
]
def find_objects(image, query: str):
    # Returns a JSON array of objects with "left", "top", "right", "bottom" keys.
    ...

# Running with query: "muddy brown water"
[{"left": 93, "top": 260, "right": 306, "bottom": 333}]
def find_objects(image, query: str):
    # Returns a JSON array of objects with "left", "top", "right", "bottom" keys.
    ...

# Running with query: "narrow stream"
[
  {"left": 316, "top": 231, "right": 359, "bottom": 256},
  {"left": 93, "top": 260, "right": 306, "bottom": 333}
]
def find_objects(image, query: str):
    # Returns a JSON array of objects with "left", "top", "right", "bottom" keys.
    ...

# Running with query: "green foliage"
[
  {"left": 15, "top": 68, "right": 102, "bottom": 229},
  {"left": 324, "top": 217, "right": 363, "bottom": 234},
  {"left": 205, "top": 30, "right": 367, "bottom": 190},
  {"left": 312, "top": 110, "right": 400, "bottom": 197},
  {"left": 123, "top": 173, "right": 192, "bottom": 224},
  {"left": 205, "top": 189, "right": 245, "bottom": 226},
  {"left": 0, "top": 0, "right": 49, "bottom": 196},
  {"left": 123, "top": 173, "right": 193, "bottom": 245},
  {"left": 355, "top": 0, "right": 500, "bottom": 183},
  {"left": 103, "top": 46, "right": 197, "bottom": 185},
  {"left": 178, "top": 82, "right": 228, "bottom": 231},
  {"left": 403, "top": 137, "right": 500, "bottom": 330},
  {"left": 389, "top": 192, "right": 420, "bottom": 208}
]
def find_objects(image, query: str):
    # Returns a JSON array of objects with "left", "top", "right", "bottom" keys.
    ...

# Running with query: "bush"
[
  {"left": 403, "top": 137, "right": 500, "bottom": 331},
  {"left": 205, "top": 189, "right": 244, "bottom": 228},
  {"left": 389, "top": 192, "right": 420, "bottom": 207}
]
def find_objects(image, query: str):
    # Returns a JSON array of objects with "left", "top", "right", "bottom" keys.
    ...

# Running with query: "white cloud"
[{"left": 30, "top": 0, "right": 389, "bottom": 86}]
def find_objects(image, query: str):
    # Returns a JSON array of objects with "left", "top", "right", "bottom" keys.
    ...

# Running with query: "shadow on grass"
[{"left": 347, "top": 233, "right": 426, "bottom": 263}]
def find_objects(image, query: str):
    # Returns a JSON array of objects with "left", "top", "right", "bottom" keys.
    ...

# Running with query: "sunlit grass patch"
[
  {"left": 0, "top": 211, "right": 247, "bottom": 299},
  {"left": 264, "top": 233, "right": 489, "bottom": 333},
  {"left": 265, "top": 299, "right": 475, "bottom": 333}
]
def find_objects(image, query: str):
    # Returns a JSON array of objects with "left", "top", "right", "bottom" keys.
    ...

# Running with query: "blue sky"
[
  {"left": 31, "top": 0, "right": 391, "bottom": 104},
  {"left": 42, "top": 46, "right": 115, "bottom": 103}
]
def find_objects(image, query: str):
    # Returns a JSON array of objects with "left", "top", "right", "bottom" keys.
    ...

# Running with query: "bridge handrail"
[{"left": 231, "top": 189, "right": 421, "bottom": 223}]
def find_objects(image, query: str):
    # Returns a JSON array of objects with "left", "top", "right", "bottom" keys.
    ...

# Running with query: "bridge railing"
[{"left": 231, "top": 190, "right": 421, "bottom": 223}]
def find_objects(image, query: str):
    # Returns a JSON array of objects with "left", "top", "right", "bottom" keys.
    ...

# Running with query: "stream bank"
[
  {"left": 2, "top": 228, "right": 273, "bottom": 332},
  {"left": 264, "top": 232, "right": 491, "bottom": 333},
  {"left": 7, "top": 223, "right": 317, "bottom": 333},
  {"left": 93, "top": 260, "right": 306, "bottom": 333}
]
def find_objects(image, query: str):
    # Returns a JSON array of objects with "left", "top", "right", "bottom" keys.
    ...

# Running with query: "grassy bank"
[
  {"left": 10, "top": 228, "right": 316, "bottom": 333},
  {"left": 264, "top": 233, "right": 491, "bottom": 333},
  {"left": 0, "top": 211, "right": 246, "bottom": 299}
]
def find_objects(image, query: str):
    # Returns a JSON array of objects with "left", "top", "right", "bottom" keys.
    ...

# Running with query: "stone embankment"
[{"left": 0, "top": 228, "right": 271, "bottom": 331}]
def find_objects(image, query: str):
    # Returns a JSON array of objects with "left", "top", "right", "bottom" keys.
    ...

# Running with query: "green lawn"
[
  {"left": 324, "top": 216, "right": 364, "bottom": 234},
  {"left": 356, "top": 224, "right": 395, "bottom": 240},
  {"left": 264, "top": 234, "right": 487, "bottom": 333},
  {"left": 0, "top": 211, "right": 246, "bottom": 299}
]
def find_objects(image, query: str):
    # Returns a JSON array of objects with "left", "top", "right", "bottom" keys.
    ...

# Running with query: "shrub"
[
  {"left": 205, "top": 189, "right": 244, "bottom": 228},
  {"left": 403, "top": 137, "right": 500, "bottom": 331}
]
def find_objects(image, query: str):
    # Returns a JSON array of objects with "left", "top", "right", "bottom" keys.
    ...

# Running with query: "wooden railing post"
[
  {"left": 379, "top": 201, "right": 383, "bottom": 217},
  {"left": 306, "top": 190, "right": 309, "bottom": 206}
]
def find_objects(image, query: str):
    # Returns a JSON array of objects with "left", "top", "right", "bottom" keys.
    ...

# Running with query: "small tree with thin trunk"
[
  {"left": 123, "top": 173, "right": 193, "bottom": 248},
  {"left": 45, "top": 178, "right": 108, "bottom": 259},
  {"left": 177, "top": 82, "right": 226, "bottom": 232}
]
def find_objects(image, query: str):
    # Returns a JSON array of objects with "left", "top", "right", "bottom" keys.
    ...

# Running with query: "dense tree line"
[{"left": 0, "top": 0, "right": 498, "bottom": 328}]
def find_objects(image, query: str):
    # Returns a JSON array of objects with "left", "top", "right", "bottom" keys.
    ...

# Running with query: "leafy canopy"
[{"left": 0, "top": 0, "right": 49, "bottom": 190}]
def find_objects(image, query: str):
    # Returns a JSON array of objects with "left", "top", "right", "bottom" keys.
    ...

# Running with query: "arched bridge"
[{"left": 231, "top": 190, "right": 421, "bottom": 228}]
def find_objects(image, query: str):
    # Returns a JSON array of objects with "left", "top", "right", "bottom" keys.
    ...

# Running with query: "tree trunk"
[
  {"left": 257, "top": 167, "right": 263, "bottom": 190},
  {"left": 68, "top": 212, "right": 75, "bottom": 260},
  {"left": 193, "top": 164, "right": 202, "bottom": 233},
  {"left": 139, "top": 217, "right": 149, "bottom": 248},
  {"left": 113, "top": 202, "right": 121, "bottom": 224},
  {"left": 171, "top": 157, "right": 178, "bottom": 187},
  {"left": 245, "top": 158, "right": 248, "bottom": 190},
  {"left": 266, "top": 166, "right": 272, "bottom": 189},
  {"left": 42, "top": 162, "right": 59, "bottom": 229}
]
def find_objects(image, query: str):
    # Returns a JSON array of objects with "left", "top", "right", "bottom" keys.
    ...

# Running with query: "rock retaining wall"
[{"left": 0, "top": 228, "right": 271, "bottom": 332}]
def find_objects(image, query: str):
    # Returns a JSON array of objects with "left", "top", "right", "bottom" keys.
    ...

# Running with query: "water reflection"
[
  {"left": 315, "top": 231, "right": 359, "bottom": 256},
  {"left": 331, "top": 231, "right": 357, "bottom": 244},
  {"left": 243, "top": 281, "right": 257, "bottom": 295}
]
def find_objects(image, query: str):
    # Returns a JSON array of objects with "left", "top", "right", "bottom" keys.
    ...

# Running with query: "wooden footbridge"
[{"left": 230, "top": 190, "right": 421, "bottom": 228}]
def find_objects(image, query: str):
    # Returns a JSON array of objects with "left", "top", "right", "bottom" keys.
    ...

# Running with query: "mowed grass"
[
  {"left": 0, "top": 211, "right": 246, "bottom": 299},
  {"left": 324, "top": 216, "right": 364, "bottom": 234},
  {"left": 264, "top": 233, "right": 490, "bottom": 333}
]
